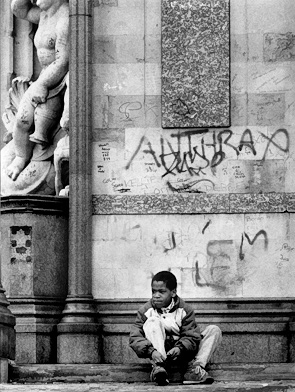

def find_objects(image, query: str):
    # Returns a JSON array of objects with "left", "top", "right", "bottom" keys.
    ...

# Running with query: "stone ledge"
[
  {"left": 2, "top": 381, "right": 295, "bottom": 391},
  {"left": 8, "top": 363, "right": 295, "bottom": 384},
  {"left": 0, "top": 195, "right": 69, "bottom": 216}
]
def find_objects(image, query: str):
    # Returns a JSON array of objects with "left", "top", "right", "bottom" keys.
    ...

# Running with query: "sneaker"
[
  {"left": 150, "top": 365, "right": 169, "bottom": 386},
  {"left": 191, "top": 365, "right": 214, "bottom": 384}
]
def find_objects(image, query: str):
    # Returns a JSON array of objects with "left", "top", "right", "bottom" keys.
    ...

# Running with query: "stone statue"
[{"left": 1, "top": 0, "right": 69, "bottom": 196}]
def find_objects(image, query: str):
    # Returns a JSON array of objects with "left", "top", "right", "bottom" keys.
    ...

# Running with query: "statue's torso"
[{"left": 33, "top": 4, "right": 68, "bottom": 68}]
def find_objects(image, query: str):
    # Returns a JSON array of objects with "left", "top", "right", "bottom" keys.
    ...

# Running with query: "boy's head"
[{"left": 151, "top": 271, "right": 177, "bottom": 309}]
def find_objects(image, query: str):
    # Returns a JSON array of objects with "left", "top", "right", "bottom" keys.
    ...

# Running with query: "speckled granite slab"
[
  {"left": 162, "top": 0, "right": 230, "bottom": 128},
  {"left": 92, "top": 193, "right": 292, "bottom": 214}
]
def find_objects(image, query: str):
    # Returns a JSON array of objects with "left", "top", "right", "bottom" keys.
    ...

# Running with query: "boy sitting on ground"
[{"left": 129, "top": 271, "right": 222, "bottom": 386}]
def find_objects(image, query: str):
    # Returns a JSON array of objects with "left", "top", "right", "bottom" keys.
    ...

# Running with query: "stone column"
[{"left": 57, "top": 0, "right": 101, "bottom": 363}]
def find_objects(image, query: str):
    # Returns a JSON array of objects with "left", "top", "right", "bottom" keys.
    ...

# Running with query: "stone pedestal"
[
  {"left": 0, "top": 195, "right": 68, "bottom": 364},
  {"left": 0, "top": 290, "right": 15, "bottom": 383},
  {"left": 290, "top": 321, "right": 295, "bottom": 362},
  {"left": 0, "top": 257, "right": 15, "bottom": 383}
]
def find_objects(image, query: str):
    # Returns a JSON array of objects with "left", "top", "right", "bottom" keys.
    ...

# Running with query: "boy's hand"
[
  {"left": 166, "top": 347, "right": 181, "bottom": 360},
  {"left": 151, "top": 350, "right": 165, "bottom": 364}
]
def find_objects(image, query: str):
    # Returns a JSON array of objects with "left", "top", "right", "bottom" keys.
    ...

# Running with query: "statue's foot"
[{"left": 6, "top": 157, "right": 27, "bottom": 181}]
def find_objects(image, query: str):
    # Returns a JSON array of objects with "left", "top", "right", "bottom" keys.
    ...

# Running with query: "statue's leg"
[
  {"left": 29, "top": 95, "right": 63, "bottom": 145},
  {"left": 6, "top": 92, "right": 35, "bottom": 181}
]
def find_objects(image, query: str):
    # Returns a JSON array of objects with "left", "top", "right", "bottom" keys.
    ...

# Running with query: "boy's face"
[{"left": 152, "top": 280, "right": 176, "bottom": 309}]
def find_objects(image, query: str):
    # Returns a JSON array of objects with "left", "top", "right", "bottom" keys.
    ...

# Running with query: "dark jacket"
[{"left": 129, "top": 296, "right": 201, "bottom": 359}]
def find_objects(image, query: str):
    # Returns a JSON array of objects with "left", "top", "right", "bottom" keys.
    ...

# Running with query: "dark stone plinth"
[
  {"left": 162, "top": 0, "right": 230, "bottom": 128},
  {"left": 0, "top": 288, "right": 16, "bottom": 383},
  {"left": 0, "top": 196, "right": 68, "bottom": 364}
]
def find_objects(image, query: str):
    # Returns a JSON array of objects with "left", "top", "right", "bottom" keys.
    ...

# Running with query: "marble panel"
[
  {"left": 231, "top": 94, "right": 247, "bottom": 126},
  {"left": 107, "top": 96, "right": 145, "bottom": 128},
  {"left": 92, "top": 213, "right": 292, "bottom": 299},
  {"left": 162, "top": 0, "right": 230, "bottom": 128},
  {"left": 264, "top": 32, "right": 295, "bottom": 63},
  {"left": 93, "top": 35, "right": 144, "bottom": 64},
  {"left": 248, "top": 93, "right": 285, "bottom": 126},
  {"left": 93, "top": 64, "right": 145, "bottom": 96}
]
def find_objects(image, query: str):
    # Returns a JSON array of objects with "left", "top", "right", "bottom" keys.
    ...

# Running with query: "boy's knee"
[{"left": 203, "top": 325, "right": 222, "bottom": 339}]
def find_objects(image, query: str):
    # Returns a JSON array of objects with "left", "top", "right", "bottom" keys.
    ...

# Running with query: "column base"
[
  {"left": 0, "top": 358, "right": 8, "bottom": 383},
  {"left": 57, "top": 298, "right": 101, "bottom": 364},
  {"left": 289, "top": 322, "right": 295, "bottom": 362},
  {"left": 9, "top": 297, "right": 65, "bottom": 364}
]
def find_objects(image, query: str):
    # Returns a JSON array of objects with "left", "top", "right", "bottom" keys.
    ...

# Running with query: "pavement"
[{"left": 1, "top": 381, "right": 295, "bottom": 392}]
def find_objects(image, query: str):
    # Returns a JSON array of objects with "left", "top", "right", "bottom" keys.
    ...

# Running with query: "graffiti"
[
  {"left": 167, "top": 179, "right": 214, "bottom": 193},
  {"left": 276, "top": 242, "right": 295, "bottom": 269},
  {"left": 193, "top": 230, "right": 268, "bottom": 292},
  {"left": 239, "top": 230, "right": 268, "bottom": 260},
  {"left": 119, "top": 101, "right": 142, "bottom": 120},
  {"left": 163, "top": 232, "right": 177, "bottom": 253},
  {"left": 260, "top": 129, "right": 289, "bottom": 160},
  {"left": 125, "top": 128, "right": 289, "bottom": 178},
  {"left": 202, "top": 219, "right": 212, "bottom": 234}
]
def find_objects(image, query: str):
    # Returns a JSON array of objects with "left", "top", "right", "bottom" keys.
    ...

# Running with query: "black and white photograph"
[{"left": 0, "top": 0, "right": 295, "bottom": 390}]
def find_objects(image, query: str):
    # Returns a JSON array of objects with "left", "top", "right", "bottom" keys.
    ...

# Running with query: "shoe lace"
[{"left": 195, "top": 365, "right": 207, "bottom": 380}]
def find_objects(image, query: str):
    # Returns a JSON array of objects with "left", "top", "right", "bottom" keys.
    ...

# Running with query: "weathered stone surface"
[
  {"left": 0, "top": 196, "right": 68, "bottom": 364},
  {"left": 7, "top": 363, "right": 295, "bottom": 384},
  {"left": 92, "top": 213, "right": 295, "bottom": 299},
  {"left": 57, "top": 0, "right": 100, "bottom": 366},
  {"left": 264, "top": 33, "right": 295, "bottom": 62},
  {"left": 92, "top": 126, "right": 293, "bottom": 196},
  {"left": 161, "top": 0, "right": 230, "bottom": 128},
  {"left": 2, "top": 381, "right": 295, "bottom": 392},
  {"left": 2, "top": 382, "right": 295, "bottom": 392},
  {"left": 248, "top": 93, "right": 285, "bottom": 126},
  {"left": 92, "top": 194, "right": 230, "bottom": 214},
  {"left": 229, "top": 193, "right": 286, "bottom": 213},
  {"left": 92, "top": 193, "right": 290, "bottom": 214},
  {"left": 1, "top": 1, "right": 69, "bottom": 194}
]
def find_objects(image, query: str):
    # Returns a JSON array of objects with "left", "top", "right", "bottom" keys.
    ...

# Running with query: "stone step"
[
  {"left": 2, "top": 381, "right": 295, "bottom": 392},
  {"left": 9, "top": 363, "right": 295, "bottom": 384}
]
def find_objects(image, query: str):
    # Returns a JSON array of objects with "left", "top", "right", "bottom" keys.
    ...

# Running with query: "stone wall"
[{"left": 91, "top": 0, "right": 295, "bottom": 301}]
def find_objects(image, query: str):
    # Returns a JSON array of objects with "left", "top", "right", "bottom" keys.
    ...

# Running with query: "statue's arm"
[
  {"left": 11, "top": 0, "right": 40, "bottom": 24},
  {"left": 36, "top": 6, "right": 69, "bottom": 91}
]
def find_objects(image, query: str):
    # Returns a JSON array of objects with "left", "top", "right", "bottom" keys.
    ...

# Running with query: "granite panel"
[
  {"left": 103, "top": 335, "right": 124, "bottom": 364},
  {"left": 229, "top": 193, "right": 286, "bottom": 213},
  {"left": 213, "top": 334, "right": 287, "bottom": 363},
  {"left": 162, "top": 0, "right": 230, "bottom": 128},
  {"left": 286, "top": 193, "right": 295, "bottom": 212},
  {"left": 92, "top": 193, "right": 290, "bottom": 214},
  {"left": 92, "top": 194, "right": 230, "bottom": 214}
]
